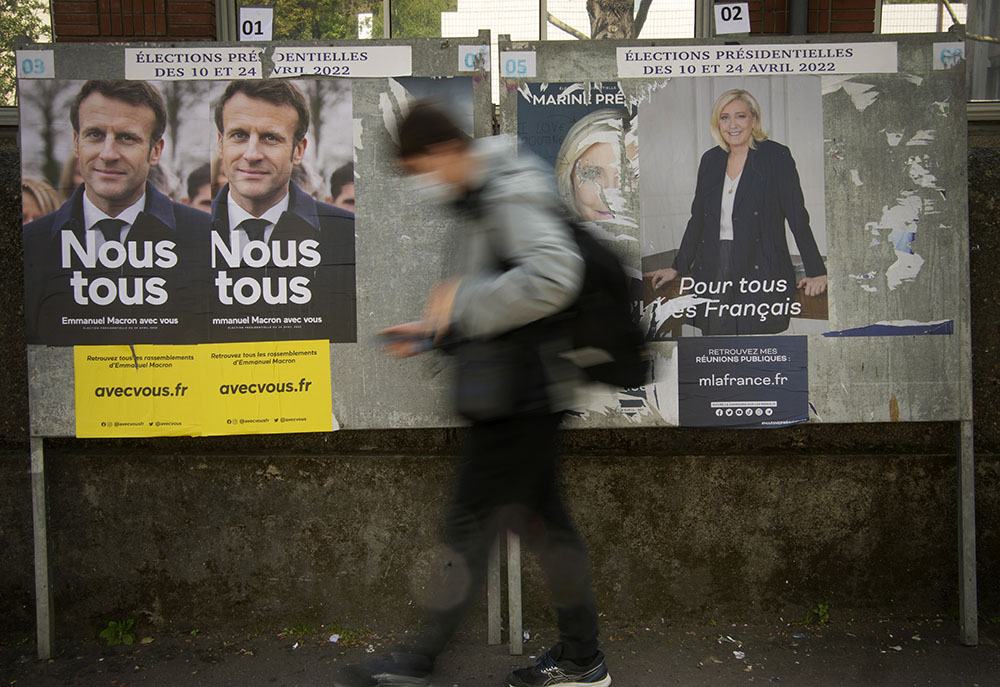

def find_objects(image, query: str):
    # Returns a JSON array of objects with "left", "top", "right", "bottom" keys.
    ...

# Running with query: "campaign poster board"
[
  {"left": 18, "top": 36, "right": 493, "bottom": 437},
  {"left": 19, "top": 76, "right": 356, "bottom": 346},
  {"left": 499, "top": 34, "right": 968, "bottom": 428},
  {"left": 17, "top": 34, "right": 969, "bottom": 434}
]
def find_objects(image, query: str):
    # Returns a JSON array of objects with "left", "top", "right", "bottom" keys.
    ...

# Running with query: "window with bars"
[{"left": 748, "top": 0, "right": 877, "bottom": 35}]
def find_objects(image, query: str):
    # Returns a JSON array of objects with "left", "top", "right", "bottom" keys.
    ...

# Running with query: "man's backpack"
[
  {"left": 482, "top": 216, "right": 649, "bottom": 390},
  {"left": 556, "top": 221, "right": 650, "bottom": 388},
  {"left": 457, "top": 177, "right": 651, "bottom": 392}
]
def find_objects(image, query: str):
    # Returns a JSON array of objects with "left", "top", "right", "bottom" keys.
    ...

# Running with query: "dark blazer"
[
  {"left": 22, "top": 182, "right": 210, "bottom": 344},
  {"left": 672, "top": 139, "right": 826, "bottom": 334},
  {"left": 207, "top": 181, "right": 356, "bottom": 343}
]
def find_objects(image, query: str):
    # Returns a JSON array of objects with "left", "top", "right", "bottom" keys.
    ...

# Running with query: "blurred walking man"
[{"left": 336, "top": 101, "right": 611, "bottom": 687}]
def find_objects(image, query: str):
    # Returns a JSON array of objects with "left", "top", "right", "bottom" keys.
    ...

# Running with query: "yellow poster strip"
[
  {"left": 74, "top": 345, "right": 202, "bottom": 437},
  {"left": 200, "top": 340, "right": 332, "bottom": 436},
  {"left": 73, "top": 341, "right": 333, "bottom": 437}
]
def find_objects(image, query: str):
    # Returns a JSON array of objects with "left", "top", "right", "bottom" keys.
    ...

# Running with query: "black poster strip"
[{"left": 678, "top": 335, "right": 808, "bottom": 428}]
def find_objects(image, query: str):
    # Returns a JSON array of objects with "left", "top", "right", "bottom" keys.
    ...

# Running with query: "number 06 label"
[
  {"left": 16, "top": 50, "right": 54, "bottom": 79},
  {"left": 499, "top": 51, "right": 536, "bottom": 79}
]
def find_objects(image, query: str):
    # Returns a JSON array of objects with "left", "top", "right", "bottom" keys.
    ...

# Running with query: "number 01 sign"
[
  {"left": 239, "top": 6, "right": 274, "bottom": 42},
  {"left": 714, "top": 2, "right": 751, "bottom": 35}
]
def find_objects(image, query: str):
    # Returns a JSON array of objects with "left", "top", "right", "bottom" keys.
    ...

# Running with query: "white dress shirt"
[
  {"left": 83, "top": 192, "right": 145, "bottom": 244},
  {"left": 718, "top": 169, "right": 742, "bottom": 242},
  {"left": 227, "top": 192, "right": 289, "bottom": 249}
]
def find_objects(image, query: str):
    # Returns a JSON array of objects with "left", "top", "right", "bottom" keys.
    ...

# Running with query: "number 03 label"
[{"left": 16, "top": 50, "right": 55, "bottom": 79}]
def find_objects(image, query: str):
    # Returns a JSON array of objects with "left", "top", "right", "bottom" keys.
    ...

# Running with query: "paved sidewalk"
[{"left": 4, "top": 618, "right": 998, "bottom": 686}]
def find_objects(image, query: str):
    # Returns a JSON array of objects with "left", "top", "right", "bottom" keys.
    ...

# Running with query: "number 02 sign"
[
  {"left": 238, "top": 6, "right": 274, "bottom": 42},
  {"left": 714, "top": 2, "right": 751, "bottom": 35}
]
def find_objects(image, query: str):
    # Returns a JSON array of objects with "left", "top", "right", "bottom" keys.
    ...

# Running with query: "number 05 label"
[
  {"left": 499, "top": 51, "right": 536, "bottom": 79},
  {"left": 16, "top": 50, "right": 54, "bottom": 79},
  {"left": 714, "top": 3, "right": 750, "bottom": 35}
]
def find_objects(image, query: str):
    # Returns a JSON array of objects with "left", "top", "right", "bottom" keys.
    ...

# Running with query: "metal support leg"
[
  {"left": 507, "top": 530, "right": 522, "bottom": 655},
  {"left": 31, "top": 438, "right": 54, "bottom": 659},
  {"left": 958, "top": 420, "right": 978, "bottom": 646},
  {"left": 487, "top": 535, "right": 502, "bottom": 645}
]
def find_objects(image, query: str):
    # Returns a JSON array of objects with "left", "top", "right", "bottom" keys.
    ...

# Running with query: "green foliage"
[
  {"left": 99, "top": 619, "right": 136, "bottom": 646},
  {"left": 239, "top": 0, "right": 384, "bottom": 40},
  {"left": 235, "top": 0, "right": 456, "bottom": 40},
  {"left": 790, "top": 602, "right": 832, "bottom": 627},
  {"left": 328, "top": 621, "right": 368, "bottom": 646},
  {"left": 282, "top": 622, "right": 318, "bottom": 638},
  {"left": 387, "top": 0, "right": 456, "bottom": 38},
  {"left": 807, "top": 603, "right": 831, "bottom": 626},
  {"left": 0, "top": 0, "right": 52, "bottom": 106},
  {"left": 276, "top": 620, "right": 369, "bottom": 645}
]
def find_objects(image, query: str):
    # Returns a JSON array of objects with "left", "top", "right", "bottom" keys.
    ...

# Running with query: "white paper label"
[
  {"left": 270, "top": 46, "right": 412, "bottom": 78},
  {"left": 125, "top": 48, "right": 265, "bottom": 80},
  {"left": 932, "top": 42, "right": 964, "bottom": 70},
  {"left": 238, "top": 7, "right": 274, "bottom": 42},
  {"left": 459, "top": 45, "right": 490, "bottom": 72},
  {"left": 16, "top": 50, "right": 55, "bottom": 79},
  {"left": 124, "top": 46, "right": 411, "bottom": 80},
  {"left": 617, "top": 42, "right": 898, "bottom": 78},
  {"left": 500, "top": 51, "right": 536, "bottom": 79},
  {"left": 714, "top": 3, "right": 751, "bottom": 35}
]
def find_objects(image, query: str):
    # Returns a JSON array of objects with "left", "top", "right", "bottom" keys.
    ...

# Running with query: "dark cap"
[{"left": 397, "top": 100, "right": 471, "bottom": 160}]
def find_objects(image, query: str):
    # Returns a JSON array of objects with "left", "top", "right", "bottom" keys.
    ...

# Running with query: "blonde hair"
[
  {"left": 554, "top": 108, "right": 632, "bottom": 212},
  {"left": 22, "top": 177, "right": 61, "bottom": 220},
  {"left": 710, "top": 89, "right": 768, "bottom": 152}
]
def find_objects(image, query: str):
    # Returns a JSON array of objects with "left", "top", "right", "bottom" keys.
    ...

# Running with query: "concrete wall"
[
  {"left": 0, "top": 426, "right": 996, "bottom": 637},
  {"left": 2, "top": 120, "right": 998, "bottom": 641}
]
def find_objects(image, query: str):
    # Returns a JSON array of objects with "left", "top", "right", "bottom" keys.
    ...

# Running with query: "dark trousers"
[{"left": 414, "top": 412, "right": 600, "bottom": 663}]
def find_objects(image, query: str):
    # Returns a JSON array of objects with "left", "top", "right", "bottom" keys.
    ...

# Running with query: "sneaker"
[
  {"left": 334, "top": 651, "right": 433, "bottom": 687},
  {"left": 507, "top": 644, "right": 611, "bottom": 687}
]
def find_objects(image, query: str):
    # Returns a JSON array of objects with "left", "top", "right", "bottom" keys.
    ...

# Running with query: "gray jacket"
[
  {"left": 448, "top": 136, "right": 585, "bottom": 412},
  {"left": 451, "top": 136, "right": 584, "bottom": 339}
]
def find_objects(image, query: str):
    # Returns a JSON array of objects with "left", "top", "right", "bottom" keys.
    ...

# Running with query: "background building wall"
[{"left": 50, "top": 0, "right": 216, "bottom": 42}]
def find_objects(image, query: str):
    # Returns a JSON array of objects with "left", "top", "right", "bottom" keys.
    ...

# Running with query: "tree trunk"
[
  {"left": 586, "top": 0, "right": 635, "bottom": 39},
  {"left": 160, "top": 82, "right": 183, "bottom": 173},
  {"left": 24, "top": 81, "right": 64, "bottom": 187},
  {"left": 634, "top": 0, "right": 653, "bottom": 37}
]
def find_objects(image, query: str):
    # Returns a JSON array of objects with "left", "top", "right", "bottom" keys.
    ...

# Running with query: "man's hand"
[
  {"left": 378, "top": 320, "right": 434, "bottom": 358},
  {"left": 379, "top": 278, "right": 463, "bottom": 358},
  {"left": 797, "top": 274, "right": 828, "bottom": 297}
]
